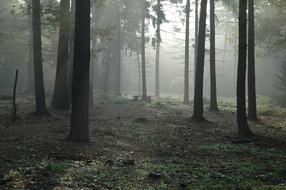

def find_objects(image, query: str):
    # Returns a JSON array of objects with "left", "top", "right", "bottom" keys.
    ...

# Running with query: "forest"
[{"left": 0, "top": 0, "right": 286, "bottom": 189}]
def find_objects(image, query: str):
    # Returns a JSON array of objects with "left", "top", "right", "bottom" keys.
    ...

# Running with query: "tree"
[
  {"left": 154, "top": 0, "right": 163, "bottom": 98},
  {"left": 184, "top": 0, "right": 190, "bottom": 104},
  {"left": 115, "top": 3, "right": 122, "bottom": 97},
  {"left": 51, "top": 0, "right": 70, "bottom": 110},
  {"left": 32, "top": 0, "right": 48, "bottom": 115},
  {"left": 68, "top": 0, "right": 91, "bottom": 142},
  {"left": 237, "top": 0, "right": 253, "bottom": 137},
  {"left": 141, "top": 0, "right": 148, "bottom": 101},
  {"left": 192, "top": 0, "right": 208, "bottom": 121},
  {"left": 194, "top": 0, "right": 199, "bottom": 84},
  {"left": 26, "top": 0, "right": 34, "bottom": 93},
  {"left": 209, "top": 0, "right": 219, "bottom": 111},
  {"left": 247, "top": 0, "right": 257, "bottom": 120}
]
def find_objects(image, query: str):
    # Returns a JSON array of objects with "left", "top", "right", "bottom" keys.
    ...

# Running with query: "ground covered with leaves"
[{"left": 0, "top": 95, "right": 286, "bottom": 190}]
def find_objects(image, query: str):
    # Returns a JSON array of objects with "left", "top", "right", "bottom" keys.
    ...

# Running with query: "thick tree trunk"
[
  {"left": 209, "top": 0, "right": 219, "bottom": 111},
  {"left": 69, "top": 0, "right": 91, "bottom": 142},
  {"left": 237, "top": 0, "right": 253, "bottom": 137},
  {"left": 51, "top": 0, "right": 70, "bottom": 110},
  {"left": 184, "top": 0, "right": 190, "bottom": 104},
  {"left": 32, "top": 0, "right": 48, "bottom": 115},
  {"left": 192, "top": 0, "right": 208, "bottom": 121},
  {"left": 155, "top": 0, "right": 161, "bottom": 98},
  {"left": 141, "top": 2, "right": 147, "bottom": 101},
  {"left": 247, "top": 0, "right": 257, "bottom": 120}
]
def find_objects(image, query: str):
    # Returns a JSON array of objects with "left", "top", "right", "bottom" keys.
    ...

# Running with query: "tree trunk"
[
  {"left": 237, "top": 0, "right": 253, "bottom": 137},
  {"left": 115, "top": 8, "right": 121, "bottom": 97},
  {"left": 192, "top": 0, "right": 208, "bottom": 121},
  {"left": 247, "top": 0, "right": 257, "bottom": 120},
  {"left": 26, "top": 0, "right": 34, "bottom": 93},
  {"left": 155, "top": 0, "right": 161, "bottom": 98},
  {"left": 69, "top": 0, "right": 91, "bottom": 142},
  {"left": 32, "top": 0, "right": 48, "bottom": 115},
  {"left": 136, "top": 45, "right": 142, "bottom": 96},
  {"left": 104, "top": 42, "right": 110, "bottom": 94},
  {"left": 184, "top": 0, "right": 190, "bottom": 104},
  {"left": 194, "top": 0, "right": 199, "bottom": 84},
  {"left": 209, "top": 0, "right": 219, "bottom": 111},
  {"left": 51, "top": 0, "right": 70, "bottom": 110},
  {"left": 141, "top": 2, "right": 147, "bottom": 101}
]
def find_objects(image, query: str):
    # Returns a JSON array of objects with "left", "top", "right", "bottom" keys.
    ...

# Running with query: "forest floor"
[{"left": 0, "top": 95, "right": 286, "bottom": 190}]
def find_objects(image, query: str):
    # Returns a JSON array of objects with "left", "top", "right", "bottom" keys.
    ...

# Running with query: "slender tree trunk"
[
  {"left": 155, "top": 0, "right": 161, "bottom": 98},
  {"left": 26, "top": 0, "right": 34, "bottom": 93},
  {"left": 192, "top": 0, "right": 208, "bottom": 121},
  {"left": 141, "top": 2, "right": 147, "bottom": 101},
  {"left": 237, "top": 0, "right": 253, "bottom": 137},
  {"left": 69, "top": 0, "right": 91, "bottom": 142},
  {"left": 194, "top": 0, "right": 199, "bottom": 84},
  {"left": 209, "top": 0, "right": 218, "bottom": 111},
  {"left": 115, "top": 8, "right": 121, "bottom": 97},
  {"left": 136, "top": 44, "right": 142, "bottom": 96},
  {"left": 51, "top": 0, "right": 70, "bottom": 110},
  {"left": 32, "top": 0, "right": 48, "bottom": 115},
  {"left": 247, "top": 0, "right": 257, "bottom": 120},
  {"left": 184, "top": 0, "right": 190, "bottom": 104},
  {"left": 104, "top": 43, "right": 110, "bottom": 94}
]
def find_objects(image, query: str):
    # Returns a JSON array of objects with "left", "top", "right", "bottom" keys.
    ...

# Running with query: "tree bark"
[
  {"left": 69, "top": 0, "right": 91, "bottom": 142},
  {"left": 209, "top": 0, "right": 219, "bottom": 111},
  {"left": 155, "top": 0, "right": 161, "bottom": 98},
  {"left": 51, "top": 0, "right": 70, "bottom": 110},
  {"left": 192, "top": 0, "right": 208, "bottom": 121},
  {"left": 237, "top": 0, "right": 253, "bottom": 137},
  {"left": 184, "top": 0, "right": 190, "bottom": 104},
  {"left": 247, "top": 0, "right": 257, "bottom": 120},
  {"left": 32, "top": 0, "right": 48, "bottom": 115}
]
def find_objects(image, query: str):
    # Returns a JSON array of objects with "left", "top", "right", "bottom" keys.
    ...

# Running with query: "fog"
[{"left": 0, "top": 0, "right": 284, "bottom": 101}]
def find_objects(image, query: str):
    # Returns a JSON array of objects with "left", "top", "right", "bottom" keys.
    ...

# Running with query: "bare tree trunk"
[
  {"left": 115, "top": 8, "right": 121, "bottom": 97},
  {"left": 32, "top": 0, "right": 48, "bottom": 115},
  {"left": 192, "top": 0, "right": 208, "bottom": 121},
  {"left": 155, "top": 0, "right": 161, "bottom": 98},
  {"left": 237, "top": 0, "right": 253, "bottom": 137},
  {"left": 51, "top": 0, "right": 70, "bottom": 110},
  {"left": 104, "top": 42, "right": 110, "bottom": 94},
  {"left": 136, "top": 46, "right": 142, "bottom": 96},
  {"left": 209, "top": 0, "right": 219, "bottom": 111},
  {"left": 194, "top": 0, "right": 199, "bottom": 84},
  {"left": 26, "top": 0, "right": 34, "bottom": 93},
  {"left": 69, "top": 0, "right": 91, "bottom": 142},
  {"left": 141, "top": 1, "right": 147, "bottom": 101},
  {"left": 247, "top": 0, "right": 257, "bottom": 120},
  {"left": 184, "top": 0, "right": 190, "bottom": 104}
]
